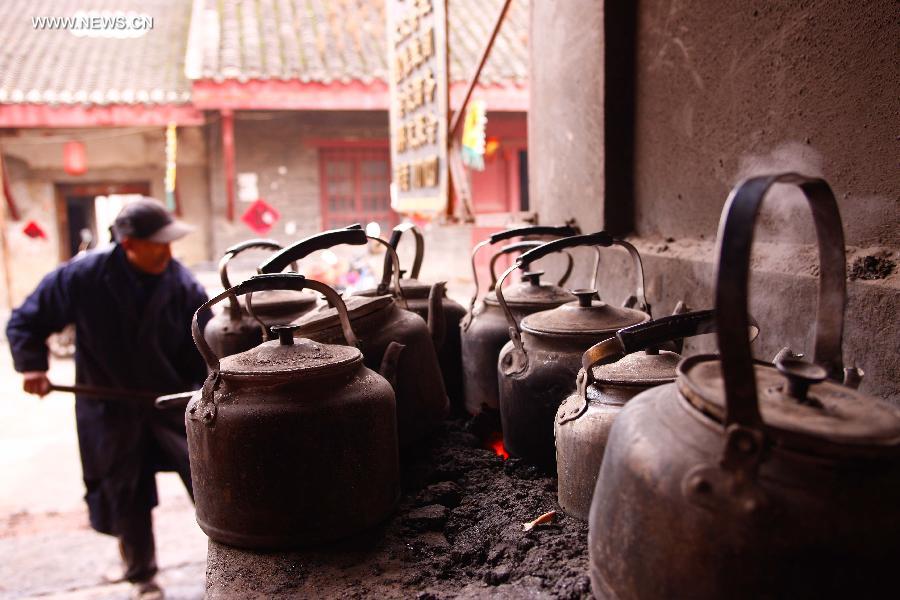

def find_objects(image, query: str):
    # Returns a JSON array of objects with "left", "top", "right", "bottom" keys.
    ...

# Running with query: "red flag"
[
  {"left": 241, "top": 199, "right": 280, "bottom": 234},
  {"left": 22, "top": 220, "right": 47, "bottom": 239}
]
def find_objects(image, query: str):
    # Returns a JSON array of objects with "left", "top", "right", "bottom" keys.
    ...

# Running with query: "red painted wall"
[{"left": 469, "top": 112, "right": 527, "bottom": 215}]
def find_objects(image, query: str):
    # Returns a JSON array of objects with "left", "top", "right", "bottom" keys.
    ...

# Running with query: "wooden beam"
[
  {"left": 448, "top": 0, "right": 514, "bottom": 138},
  {"left": 0, "top": 154, "right": 19, "bottom": 221},
  {"left": 0, "top": 104, "right": 203, "bottom": 127},
  {"left": 0, "top": 151, "right": 14, "bottom": 309},
  {"left": 221, "top": 109, "right": 236, "bottom": 222},
  {"left": 191, "top": 80, "right": 527, "bottom": 111}
]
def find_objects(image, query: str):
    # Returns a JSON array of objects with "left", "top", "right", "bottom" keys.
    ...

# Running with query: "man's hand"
[{"left": 23, "top": 371, "right": 51, "bottom": 397}]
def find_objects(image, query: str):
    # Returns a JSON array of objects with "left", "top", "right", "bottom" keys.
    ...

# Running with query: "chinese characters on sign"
[{"left": 388, "top": 0, "right": 448, "bottom": 214}]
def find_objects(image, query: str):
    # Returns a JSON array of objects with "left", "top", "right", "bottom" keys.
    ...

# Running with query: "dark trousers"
[
  {"left": 117, "top": 418, "right": 194, "bottom": 584},
  {"left": 119, "top": 509, "right": 157, "bottom": 583}
]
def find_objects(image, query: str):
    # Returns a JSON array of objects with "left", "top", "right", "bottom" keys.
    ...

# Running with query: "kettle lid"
[
  {"left": 220, "top": 324, "right": 361, "bottom": 378},
  {"left": 484, "top": 271, "right": 574, "bottom": 308},
  {"left": 590, "top": 349, "right": 681, "bottom": 386},
  {"left": 678, "top": 355, "right": 900, "bottom": 454},
  {"left": 293, "top": 294, "right": 393, "bottom": 333},
  {"left": 522, "top": 289, "right": 649, "bottom": 336}
]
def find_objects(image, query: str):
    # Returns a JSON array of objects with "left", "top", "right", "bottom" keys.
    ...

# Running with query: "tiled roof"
[
  {"left": 0, "top": 0, "right": 193, "bottom": 106},
  {"left": 0, "top": 0, "right": 526, "bottom": 108},
  {"left": 187, "top": 0, "right": 528, "bottom": 86}
]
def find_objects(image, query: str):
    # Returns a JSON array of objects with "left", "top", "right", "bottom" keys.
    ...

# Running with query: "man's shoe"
[{"left": 131, "top": 579, "right": 164, "bottom": 600}]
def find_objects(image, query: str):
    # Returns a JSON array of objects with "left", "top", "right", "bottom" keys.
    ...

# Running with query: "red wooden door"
[{"left": 319, "top": 147, "right": 397, "bottom": 231}]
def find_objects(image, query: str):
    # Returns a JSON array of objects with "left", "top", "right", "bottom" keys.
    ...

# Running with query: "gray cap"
[{"left": 113, "top": 197, "right": 194, "bottom": 243}]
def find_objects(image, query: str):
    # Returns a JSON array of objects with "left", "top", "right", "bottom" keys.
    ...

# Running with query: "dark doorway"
[
  {"left": 64, "top": 196, "right": 97, "bottom": 258},
  {"left": 55, "top": 182, "right": 150, "bottom": 261}
]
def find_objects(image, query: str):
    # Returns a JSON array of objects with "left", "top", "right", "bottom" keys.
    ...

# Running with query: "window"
[{"left": 319, "top": 146, "right": 396, "bottom": 231}]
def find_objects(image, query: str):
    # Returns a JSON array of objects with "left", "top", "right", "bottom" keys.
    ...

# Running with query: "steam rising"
[{"left": 733, "top": 141, "right": 826, "bottom": 245}]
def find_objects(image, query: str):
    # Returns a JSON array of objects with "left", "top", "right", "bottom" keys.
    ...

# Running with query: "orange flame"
[{"left": 485, "top": 432, "right": 509, "bottom": 460}]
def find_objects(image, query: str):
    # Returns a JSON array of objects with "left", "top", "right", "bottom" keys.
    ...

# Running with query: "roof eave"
[
  {"left": 0, "top": 103, "right": 205, "bottom": 128},
  {"left": 190, "top": 79, "right": 528, "bottom": 111}
]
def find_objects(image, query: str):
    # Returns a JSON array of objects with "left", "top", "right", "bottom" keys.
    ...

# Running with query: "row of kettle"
[
  {"left": 186, "top": 214, "right": 650, "bottom": 550},
  {"left": 560, "top": 174, "right": 900, "bottom": 599},
  {"left": 186, "top": 224, "right": 465, "bottom": 550},
  {"left": 203, "top": 218, "right": 642, "bottom": 458},
  {"left": 202, "top": 224, "right": 455, "bottom": 449},
  {"left": 461, "top": 224, "right": 658, "bottom": 469}
]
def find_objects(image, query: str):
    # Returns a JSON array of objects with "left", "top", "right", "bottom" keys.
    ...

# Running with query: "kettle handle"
[
  {"left": 257, "top": 225, "right": 365, "bottom": 273},
  {"left": 379, "top": 223, "right": 425, "bottom": 292},
  {"left": 257, "top": 226, "right": 408, "bottom": 309},
  {"left": 218, "top": 239, "right": 299, "bottom": 321},
  {"left": 516, "top": 233, "right": 649, "bottom": 312},
  {"left": 715, "top": 173, "right": 845, "bottom": 429},
  {"left": 487, "top": 241, "right": 575, "bottom": 291},
  {"left": 191, "top": 273, "right": 359, "bottom": 373},
  {"left": 579, "top": 310, "right": 716, "bottom": 390},
  {"left": 495, "top": 232, "right": 650, "bottom": 375},
  {"left": 488, "top": 224, "right": 581, "bottom": 244},
  {"left": 556, "top": 309, "right": 719, "bottom": 425},
  {"left": 465, "top": 224, "right": 580, "bottom": 326}
]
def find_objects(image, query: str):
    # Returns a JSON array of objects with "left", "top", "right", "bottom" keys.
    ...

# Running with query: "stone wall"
[{"left": 529, "top": 0, "right": 900, "bottom": 402}]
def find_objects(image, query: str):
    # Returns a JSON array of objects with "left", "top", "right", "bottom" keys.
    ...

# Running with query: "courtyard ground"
[{"left": 0, "top": 330, "right": 206, "bottom": 600}]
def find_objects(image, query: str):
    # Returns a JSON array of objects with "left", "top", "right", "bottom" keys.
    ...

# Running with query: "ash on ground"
[
  {"left": 206, "top": 421, "right": 593, "bottom": 599},
  {"left": 849, "top": 255, "right": 896, "bottom": 280}
]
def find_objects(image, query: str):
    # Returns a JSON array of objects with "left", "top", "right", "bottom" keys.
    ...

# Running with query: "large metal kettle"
[
  {"left": 460, "top": 224, "right": 581, "bottom": 417},
  {"left": 555, "top": 309, "right": 715, "bottom": 520},
  {"left": 497, "top": 231, "right": 651, "bottom": 468},
  {"left": 187, "top": 273, "right": 400, "bottom": 550},
  {"left": 357, "top": 223, "right": 468, "bottom": 414},
  {"left": 258, "top": 227, "right": 448, "bottom": 448},
  {"left": 588, "top": 173, "right": 900, "bottom": 599},
  {"left": 203, "top": 239, "right": 317, "bottom": 357}
]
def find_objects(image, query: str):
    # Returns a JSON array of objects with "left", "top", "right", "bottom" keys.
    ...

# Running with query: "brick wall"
[{"left": 206, "top": 110, "right": 391, "bottom": 259}]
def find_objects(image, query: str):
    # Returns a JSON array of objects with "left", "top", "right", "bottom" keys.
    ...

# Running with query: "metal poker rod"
[{"left": 47, "top": 383, "right": 194, "bottom": 409}]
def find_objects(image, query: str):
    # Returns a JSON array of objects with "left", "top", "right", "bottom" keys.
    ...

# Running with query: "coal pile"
[
  {"left": 206, "top": 420, "right": 592, "bottom": 599},
  {"left": 849, "top": 254, "right": 896, "bottom": 281}
]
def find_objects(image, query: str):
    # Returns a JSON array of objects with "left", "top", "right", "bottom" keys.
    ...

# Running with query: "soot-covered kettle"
[
  {"left": 555, "top": 309, "right": 716, "bottom": 519},
  {"left": 258, "top": 227, "right": 448, "bottom": 448},
  {"left": 357, "top": 223, "right": 468, "bottom": 414},
  {"left": 460, "top": 224, "right": 581, "bottom": 417},
  {"left": 496, "top": 231, "right": 651, "bottom": 468},
  {"left": 588, "top": 173, "right": 900, "bottom": 599},
  {"left": 187, "top": 273, "right": 400, "bottom": 550}
]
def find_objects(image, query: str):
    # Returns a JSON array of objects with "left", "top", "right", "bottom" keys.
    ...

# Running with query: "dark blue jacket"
[{"left": 6, "top": 244, "right": 211, "bottom": 534}]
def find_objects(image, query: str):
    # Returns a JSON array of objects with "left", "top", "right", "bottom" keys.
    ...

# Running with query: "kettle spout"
[
  {"left": 622, "top": 294, "right": 651, "bottom": 316},
  {"left": 379, "top": 341, "right": 406, "bottom": 390},
  {"left": 843, "top": 366, "right": 864, "bottom": 389},
  {"left": 773, "top": 347, "right": 803, "bottom": 365},
  {"left": 427, "top": 282, "right": 447, "bottom": 352}
]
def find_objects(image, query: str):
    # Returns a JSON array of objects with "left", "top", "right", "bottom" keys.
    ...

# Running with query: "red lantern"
[{"left": 63, "top": 141, "right": 87, "bottom": 175}]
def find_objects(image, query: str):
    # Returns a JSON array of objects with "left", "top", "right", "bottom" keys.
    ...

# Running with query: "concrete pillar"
[{"left": 528, "top": 0, "right": 606, "bottom": 234}]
